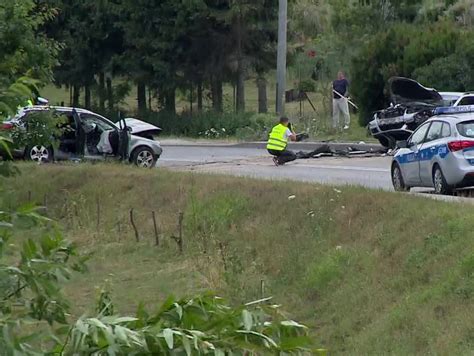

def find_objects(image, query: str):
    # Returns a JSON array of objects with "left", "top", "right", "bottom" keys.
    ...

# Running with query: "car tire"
[
  {"left": 392, "top": 163, "right": 409, "bottom": 192},
  {"left": 131, "top": 147, "right": 156, "bottom": 168},
  {"left": 26, "top": 145, "right": 53, "bottom": 163},
  {"left": 377, "top": 136, "right": 389, "bottom": 148},
  {"left": 433, "top": 165, "right": 452, "bottom": 195}
]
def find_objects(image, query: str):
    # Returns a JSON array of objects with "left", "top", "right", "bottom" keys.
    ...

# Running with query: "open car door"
[{"left": 116, "top": 118, "right": 130, "bottom": 161}]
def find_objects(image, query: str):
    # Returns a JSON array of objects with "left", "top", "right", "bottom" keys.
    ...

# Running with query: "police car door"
[
  {"left": 419, "top": 121, "right": 446, "bottom": 186},
  {"left": 404, "top": 122, "right": 431, "bottom": 185}
]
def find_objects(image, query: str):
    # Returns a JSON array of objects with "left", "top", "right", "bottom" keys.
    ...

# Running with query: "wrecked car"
[
  {"left": 0, "top": 106, "right": 163, "bottom": 168},
  {"left": 368, "top": 77, "right": 466, "bottom": 148}
]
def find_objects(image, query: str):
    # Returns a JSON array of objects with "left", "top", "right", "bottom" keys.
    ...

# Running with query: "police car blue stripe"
[{"left": 397, "top": 144, "right": 450, "bottom": 165}]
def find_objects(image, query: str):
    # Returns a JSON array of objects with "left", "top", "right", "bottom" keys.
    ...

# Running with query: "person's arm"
[{"left": 286, "top": 128, "right": 297, "bottom": 142}]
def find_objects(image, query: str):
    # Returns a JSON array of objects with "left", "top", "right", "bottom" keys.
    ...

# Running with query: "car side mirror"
[{"left": 396, "top": 140, "right": 408, "bottom": 149}]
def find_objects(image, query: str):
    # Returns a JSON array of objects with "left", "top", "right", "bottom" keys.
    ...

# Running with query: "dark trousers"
[{"left": 268, "top": 149, "right": 297, "bottom": 165}]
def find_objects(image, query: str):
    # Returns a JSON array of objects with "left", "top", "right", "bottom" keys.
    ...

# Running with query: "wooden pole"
[{"left": 130, "top": 209, "right": 140, "bottom": 242}]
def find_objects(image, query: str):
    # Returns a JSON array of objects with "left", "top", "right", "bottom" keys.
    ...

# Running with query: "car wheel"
[
  {"left": 392, "top": 163, "right": 409, "bottom": 192},
  {"left": 433, "top": 166, "right": 452, "bottom": 195},
  {"left": 27, "top": 145, "right": 52, "bottom": 163},
  {"left": 132, "top": 147, "right": 156, "bottom": 168},
  {"left": 377, "top": 136, "right": 389, "bottom": 148}
]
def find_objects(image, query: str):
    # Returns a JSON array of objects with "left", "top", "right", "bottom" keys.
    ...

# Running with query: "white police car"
[{"left": 392, "top": 105, "right": 474, "bottom": 194}]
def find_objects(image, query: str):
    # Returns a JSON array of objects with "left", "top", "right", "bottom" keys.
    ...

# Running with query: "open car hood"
[
  {"left": 124, "top": 118, "right": 162, "bottom": 136},
  {"left": 389, "top": 77, "right": 443, "bottom": 105}
]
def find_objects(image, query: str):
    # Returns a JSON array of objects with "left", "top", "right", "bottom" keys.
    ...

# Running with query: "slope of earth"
[{"left": 4, "top": 163, "right": 473, "bottom": 355}]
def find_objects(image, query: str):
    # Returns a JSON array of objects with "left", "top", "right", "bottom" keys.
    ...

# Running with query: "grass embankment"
[{"left": 5, "top": 164, "right": 473, "bottom": 355}]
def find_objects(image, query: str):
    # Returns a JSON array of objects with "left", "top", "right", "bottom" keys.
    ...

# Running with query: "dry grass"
[{"left": 4, "top": 163, "right": 474, "bottom": 355}]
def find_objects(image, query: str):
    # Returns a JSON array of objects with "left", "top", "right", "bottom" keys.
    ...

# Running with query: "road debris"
[{"left": 295, "top": 144, "right": 388, "bottom": 160}]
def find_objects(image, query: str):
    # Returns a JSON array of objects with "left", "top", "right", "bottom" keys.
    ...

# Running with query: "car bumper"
[
  {"left": 441, "top": 152, "right": 474, "bottom": 188},
  {"left": 369, "top": 119, "right": 414, "bottom": 141}
]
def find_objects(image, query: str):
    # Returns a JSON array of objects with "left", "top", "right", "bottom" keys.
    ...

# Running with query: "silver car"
[
  {"left": 392, "top": 106, "right": 474, "bottom": 194},
  {"left": 1, "top": 106, "right": 163, "bottom": 168}
]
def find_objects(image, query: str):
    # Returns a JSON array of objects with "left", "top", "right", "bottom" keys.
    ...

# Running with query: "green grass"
[{"left": 5, "top": 163, "right": 472, "bottom": 354}]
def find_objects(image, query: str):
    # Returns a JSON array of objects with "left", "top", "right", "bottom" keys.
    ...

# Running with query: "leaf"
[
  {"left": 163, "top": 328, "right": 174, "bottom": 349},
  {"left": 182, "top": 334, "right": 192, "bottom": 356},
  {"left": 174, "top": 302, "right": 183, "bottom": 320},
  {"left": 235, "top": 330, "right": 278, "bottom": 348},
  {"left": 280, "top": 320, "right": 308, "bottom": 329},
  {"left": 244, "top": 296, "right": 273, "bottom": 306},
  {"left": 88, "top": 318, "right": 108, "bottom": 329},
  {"left": 215, "top": 349, "right": 225, "bottom": 356},
  {"left": 242, "top": 310, "right": 253, "bottom": 331}
]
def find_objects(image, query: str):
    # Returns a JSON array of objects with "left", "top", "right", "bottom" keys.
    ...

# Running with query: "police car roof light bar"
[{"left": 433, "top": 105, "right": 474, "bottom": 116}]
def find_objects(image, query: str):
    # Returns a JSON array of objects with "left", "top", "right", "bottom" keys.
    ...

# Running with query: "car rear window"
[
  {"left": 457, "top": 121, "right": 474, "bottom": 138},
  {"left": 458, "top": 96, "right": 474, "bottom": 106}
]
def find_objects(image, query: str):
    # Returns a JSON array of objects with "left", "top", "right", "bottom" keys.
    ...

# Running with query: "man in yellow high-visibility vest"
[{"left": 267, "top": 116, "right": 297, "bottom": 166}]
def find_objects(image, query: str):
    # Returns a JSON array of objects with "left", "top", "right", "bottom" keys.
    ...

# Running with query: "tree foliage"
[{"left": 350, "top": 20, "right": 473, "bottom": 123}]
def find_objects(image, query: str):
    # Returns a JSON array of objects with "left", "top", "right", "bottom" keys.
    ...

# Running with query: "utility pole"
[{"left": 276, "top": 0, "right": 287, "bottom": 115}]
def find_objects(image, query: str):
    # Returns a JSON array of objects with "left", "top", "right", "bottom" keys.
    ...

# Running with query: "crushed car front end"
[
  {"left": 369, "top": 104, "right": 434, "bottom": 148},
  {"left": 368, "top": 77, "right": 453, "bottom": 148}
]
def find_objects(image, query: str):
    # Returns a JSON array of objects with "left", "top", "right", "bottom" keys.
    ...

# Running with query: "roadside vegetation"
[{"left": 3, "top": 163, "right": 473, "bottom": 354}]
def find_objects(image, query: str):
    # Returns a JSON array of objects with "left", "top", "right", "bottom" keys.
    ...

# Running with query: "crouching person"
[{"left": 267, "top": 116, "right": 297, "bottom": 166}]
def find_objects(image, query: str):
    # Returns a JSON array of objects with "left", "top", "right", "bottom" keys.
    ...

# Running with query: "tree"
[
  {"left": 350, "top": 21, "right": 466, "bottom": 124},
  {"left": 0, "top": 0, "right": 57, "bottom": 97}
]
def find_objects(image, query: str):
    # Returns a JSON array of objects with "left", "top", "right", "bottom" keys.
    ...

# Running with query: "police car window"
[
  {"left": 410, "top": 123, "right": 430, "bottom": 145},
  {"left": 457, "top": 121, "right": 474, "bottom": 138},
  {"left": 425, "top": 121, "right": 443, "bottom": 142},
  {"left": 458, "top": 96, "right": 474, "bottom": 106},
  {"left": 441, "top": 122, "right": 451, "bottom": 138}
]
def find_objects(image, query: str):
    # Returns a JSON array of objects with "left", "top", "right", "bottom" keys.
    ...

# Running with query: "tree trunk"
[
  {"left": 190, "top": 83, "right": 193, "bottom": 115},
  {"left": 106, "top": 77, "right": 113, "bottom": 112},
  {"left": 211, "top": 76, "right": 223, "bottom": 112},
  {"left": 148, "top": 87, "right": 152, "bottom": 111},
  {"left": 69, "top": 85, "right": 73, "bottom": 106},
  {"left": 236, "top": 14, "right": 245, "bottom": 112},
  {"left": 99, "top": 72, "right": 105, "bottom": 112},
  {"left": 197, "top": 80, "right": 203, "bottom": 111},
  {"left": 137, "top": 81, "right": 147, "bottom": 114},
  {"left": 236, "top": 62, "right": 245, "bottom": 112},
  {"left": 164, "top": 87, "right": 176, "bottom": 114},
  {"left": 72, "top": 85, "right": 80, "bottom": 107},
  {"left": 257, "top": 77, "right": 268, "bottom": 113},
  {"left": 84, "top": 84, "right": 91, "bottom": 109}
]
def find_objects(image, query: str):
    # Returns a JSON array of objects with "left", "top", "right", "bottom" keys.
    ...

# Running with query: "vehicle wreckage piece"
[
  {"left": 368, "top": 77, "right": 459, "bottom": 148},
  {"left": 295, "top": 144, "right": 387, "bottom": 159}
]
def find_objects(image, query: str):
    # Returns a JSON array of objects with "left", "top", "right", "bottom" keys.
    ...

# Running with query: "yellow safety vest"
[{"left": 267, "top": 124, "right": 289, "bottom": 151}]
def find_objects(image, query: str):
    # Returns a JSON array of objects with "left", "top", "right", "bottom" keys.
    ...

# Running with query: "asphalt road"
[{"left": 158, "top": 145, "right": 393, "bottom": 190}]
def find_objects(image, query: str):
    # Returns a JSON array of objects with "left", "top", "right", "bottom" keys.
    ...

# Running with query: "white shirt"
[{"left": 283, "top": 128, "right": 292, "bottom": 140}]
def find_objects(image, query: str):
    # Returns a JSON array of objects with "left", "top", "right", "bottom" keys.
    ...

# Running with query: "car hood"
[
  {"left": 389, "top": 77, "right": 443, "bottom": 105},
  {"left": 124, "top": 118, "right": 162, "bottom": 136}
]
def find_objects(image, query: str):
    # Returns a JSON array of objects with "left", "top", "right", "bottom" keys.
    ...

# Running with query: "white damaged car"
[{"left": 1, "top": 106, "right": 163, "bottom": 168}]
